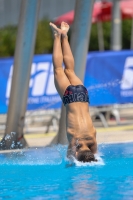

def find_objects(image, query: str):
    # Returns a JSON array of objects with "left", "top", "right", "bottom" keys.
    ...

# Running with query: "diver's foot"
[
  {"left": 61, "top": 21, "right": 70, "bottom": 37},
  {"left": 49, "top": 22, "right": 62, "bottom": 37}
]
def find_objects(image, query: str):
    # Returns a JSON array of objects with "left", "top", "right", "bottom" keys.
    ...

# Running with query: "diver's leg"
[
  {"left": 61, "top": 22, "right": 83, "bottom": 85},
  {"left": 50, "top": 22, "right": 70, "bottom": 97}
]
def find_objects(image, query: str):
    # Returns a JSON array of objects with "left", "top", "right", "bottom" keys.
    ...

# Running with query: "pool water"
[{"left": 0, "top": 142, "right": 133, "bottom": 200}]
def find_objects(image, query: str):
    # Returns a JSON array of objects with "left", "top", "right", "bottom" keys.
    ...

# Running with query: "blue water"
[{"left": 0, "top": 142, "right": 133, "bottom": 200}]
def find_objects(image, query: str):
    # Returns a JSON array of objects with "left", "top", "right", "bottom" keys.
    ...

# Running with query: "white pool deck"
[
  {"left": 0, "top": 126, "right": 133, "bottom": 154},
  {"left": 0, "top": 107, "right": 133, "bottom": 152},
  {"left": 24, "top": 108, "right": 133, "bottom": 147},
  {"left": 24, "top": 125, "right": 133, "bottom": 148}
]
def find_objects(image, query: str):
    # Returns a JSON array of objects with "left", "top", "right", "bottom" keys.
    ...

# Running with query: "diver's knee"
[{"left": 64, "top": 68, "right": 74, "bottom": 77}]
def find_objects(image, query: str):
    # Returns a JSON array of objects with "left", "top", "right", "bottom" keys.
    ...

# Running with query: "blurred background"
[
  {"left": 0, "top": 0, "right": 132, "bottom": 56},
  {"left": 0, "top": 0, "right": 133, "bottom": 148}
]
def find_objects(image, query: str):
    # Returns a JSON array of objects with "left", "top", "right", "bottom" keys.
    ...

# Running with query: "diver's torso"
[{"left": 66, "top": 102, "right": 95, "bottom": 142}]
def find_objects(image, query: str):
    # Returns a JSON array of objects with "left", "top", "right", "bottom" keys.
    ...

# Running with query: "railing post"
[
  {"left": 111, "top": 0, "right": 122, "bottom": 50},
  {"left": 1, "top": 0, "right": 41, "bottom": 149},
  {"left": 130, "top": 17, "right": 133, "bottom": 49}
]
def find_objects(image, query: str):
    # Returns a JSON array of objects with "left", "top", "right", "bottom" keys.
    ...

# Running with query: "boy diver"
[{"left": 50, "top": 22, "right": 97, "bottom": 162}]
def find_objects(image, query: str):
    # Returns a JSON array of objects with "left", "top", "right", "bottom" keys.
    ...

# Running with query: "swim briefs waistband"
[{"left": 62, "top": 85, "right": 89, "bottom": 106}]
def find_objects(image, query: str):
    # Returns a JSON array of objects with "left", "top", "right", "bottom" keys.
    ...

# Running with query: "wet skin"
[{"left": 66, "top": 101, "right": 97, "bottom": 158}]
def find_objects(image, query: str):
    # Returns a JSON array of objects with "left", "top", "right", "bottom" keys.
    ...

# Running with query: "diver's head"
[
  {"left": 76, "top": 150, "right": 97, "bottom": 162},
  {"left": 74, "top": 137, "right": 97, "bottom": 162}
]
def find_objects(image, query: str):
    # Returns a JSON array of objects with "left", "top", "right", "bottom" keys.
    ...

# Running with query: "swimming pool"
[{"left": 0, "top": 142, "right": 133, "bottom": 199}]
